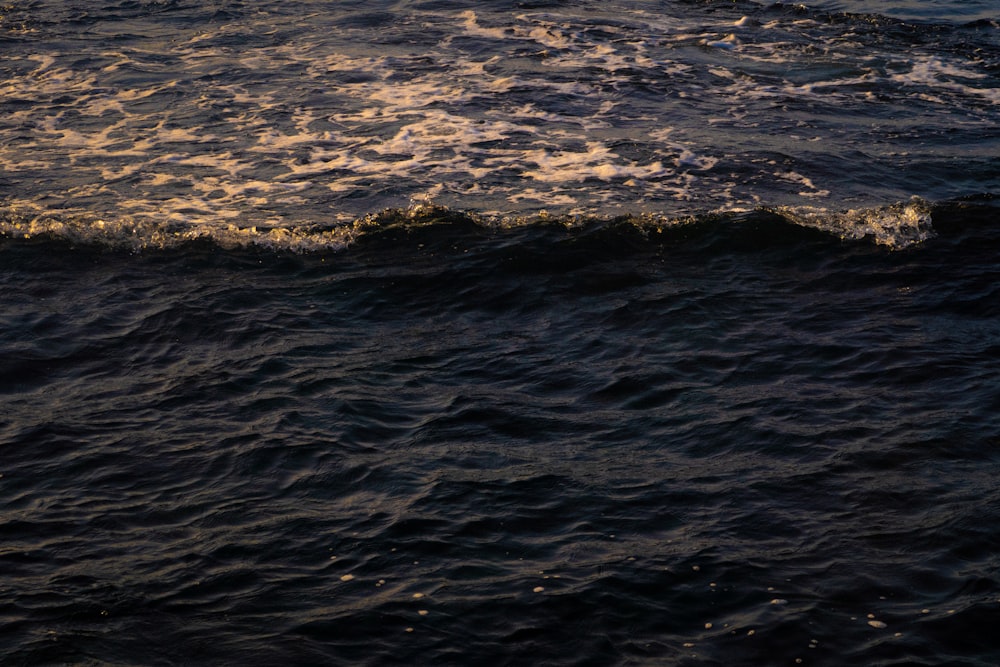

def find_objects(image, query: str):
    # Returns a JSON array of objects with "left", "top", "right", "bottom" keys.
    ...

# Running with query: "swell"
[{"left": 3, "top": 196, "right": 994, "bottom": 255}]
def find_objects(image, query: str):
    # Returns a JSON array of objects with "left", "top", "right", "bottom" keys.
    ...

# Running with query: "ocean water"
[{"left": 1, "top": 1, "right": 999, "bottom": 665}]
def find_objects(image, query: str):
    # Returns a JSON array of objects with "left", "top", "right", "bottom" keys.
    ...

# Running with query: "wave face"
[{"left": 2, "top": 2, "right": 1000, "bottom": 666}]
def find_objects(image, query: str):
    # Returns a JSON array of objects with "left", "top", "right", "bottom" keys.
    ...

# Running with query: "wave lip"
[
  {"left": 1, "top": 195, "right": 986, "bottom": 254},
  {"left": 771, "top": 198, "right": 936, "bottom": 249}
]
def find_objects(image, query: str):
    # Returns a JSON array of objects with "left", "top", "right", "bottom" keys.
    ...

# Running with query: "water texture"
[
  {"left": 1, "top": 0, "right": 998, "bottom": 233},
  {"left": 1, "top": 1, "right": 999, "bottom": 665}
]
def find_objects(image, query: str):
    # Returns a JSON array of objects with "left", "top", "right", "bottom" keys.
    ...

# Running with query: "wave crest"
[
  {"left": 0, "top": 197, "right": 978, "bottom": 254},
  {"left": 772, "top": 198, "right": 936, "bottom": 248}
]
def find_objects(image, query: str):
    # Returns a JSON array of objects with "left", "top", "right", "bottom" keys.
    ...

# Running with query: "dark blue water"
[{"left": 2, "top": 1, "right": 999, "bottom": 665}]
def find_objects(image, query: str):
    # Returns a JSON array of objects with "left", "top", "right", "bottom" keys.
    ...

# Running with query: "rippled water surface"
[{"left": 2, "top": 0, "right": 999, "bottom": 665}]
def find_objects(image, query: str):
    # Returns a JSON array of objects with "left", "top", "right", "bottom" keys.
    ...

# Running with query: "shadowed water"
[{"left": 3, "top": 203, "right": 1000, "bottom": 665}]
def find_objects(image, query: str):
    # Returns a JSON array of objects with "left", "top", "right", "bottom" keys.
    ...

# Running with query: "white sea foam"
[
  {"left": 892, "top": 56, "right": 1000, "bottom": 106},
  {"left": 775, "top": 171, "right": 830, "bottom": 199},
  {"left": 676, "top": 150, "right": 718, "bottom": 171},
  {"left": 520, "top": 144, "right": 666, "bottom": 183},
  {"left": 0, "top": 2, "right": 993, "bottom": 229}
]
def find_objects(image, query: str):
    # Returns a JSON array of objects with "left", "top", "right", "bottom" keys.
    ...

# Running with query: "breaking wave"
[{"left": 1, "top": 196, "right": 987, "bottom": 254}]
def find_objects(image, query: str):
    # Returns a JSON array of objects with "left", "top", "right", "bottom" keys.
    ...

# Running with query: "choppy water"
[{"left": 2, "top": 1, "right": 999, "bottom": 665}]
